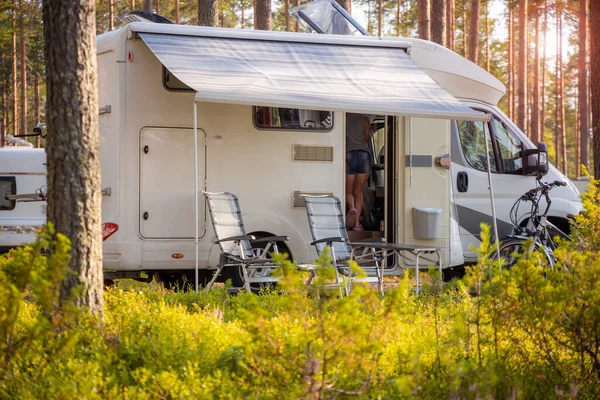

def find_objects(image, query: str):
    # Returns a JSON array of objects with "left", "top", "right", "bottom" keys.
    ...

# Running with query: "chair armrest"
[
  {"left": 215, "top": 234, "right": 256, "bottom": 244},
  {"left": 252, "top": 235, "right": 290, "bottom": 243},
  {"left": 310, "top": 236, "right": 346, "bottom": 246}
]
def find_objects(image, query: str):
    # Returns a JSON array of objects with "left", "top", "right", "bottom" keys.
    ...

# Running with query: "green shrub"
[{"left": 1, "top": 182, "right": 600, "bottom": 398}]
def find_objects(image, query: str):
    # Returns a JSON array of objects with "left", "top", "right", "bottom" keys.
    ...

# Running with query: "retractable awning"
[{"left": 138, "top": 31, "right": 488, "bottom": 122}]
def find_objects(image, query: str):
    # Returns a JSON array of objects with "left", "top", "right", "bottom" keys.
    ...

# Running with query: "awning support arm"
[
  {"left": 484, "top": 122, "right": 501, "bottom": 263},
  {"left": 194, "top": 98, "right": 200, "bottom": 292}
]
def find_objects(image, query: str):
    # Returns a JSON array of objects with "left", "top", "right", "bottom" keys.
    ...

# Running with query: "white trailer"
[{"left": 0, "top": 11, "right": 579, "bottom": 286}]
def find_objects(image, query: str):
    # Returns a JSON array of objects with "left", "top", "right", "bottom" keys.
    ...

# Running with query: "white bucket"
[{"left": 376, "top": 170, "right": 385, "bottom": 187}]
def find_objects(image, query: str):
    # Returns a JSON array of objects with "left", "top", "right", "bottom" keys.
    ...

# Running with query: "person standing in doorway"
[{"left": 346, "top": 113, "right": 373, "bottom": 231}]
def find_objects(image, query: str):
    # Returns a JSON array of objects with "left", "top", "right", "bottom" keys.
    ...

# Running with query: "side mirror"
[{"left": 522, "top": 141, "right": 549, "bottom": 179}]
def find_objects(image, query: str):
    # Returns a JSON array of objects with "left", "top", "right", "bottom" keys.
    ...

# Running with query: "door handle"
[{"left": 457, "top": 171, "right": 469, "bottom": 193}]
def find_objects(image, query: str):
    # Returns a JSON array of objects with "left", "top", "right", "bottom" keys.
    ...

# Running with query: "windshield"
[{"left": 289, "top": 0, "right": 369, "bottom": 36}]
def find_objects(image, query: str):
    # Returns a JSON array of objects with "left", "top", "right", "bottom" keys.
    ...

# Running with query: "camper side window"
[
  {"left": 163, "top": 67, "right": 193, "bottom": 92},
  {"left": 254, "top": 107, "right": 333, "bottom": 131},
  {"left": 0, "top": 177, "right": 16, "bottom": 211},
  {"left": 457, "top": 120, "right": 498, "bottom": 173}
]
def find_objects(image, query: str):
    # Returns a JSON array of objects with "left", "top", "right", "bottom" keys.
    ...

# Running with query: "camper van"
[{"left": 0, "top": 7, "right": 580, "bottom": 286}]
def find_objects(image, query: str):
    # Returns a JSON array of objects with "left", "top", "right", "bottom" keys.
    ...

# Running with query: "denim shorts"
[{"left": 346, "top": 150, "right": 371, "bottom": 175}]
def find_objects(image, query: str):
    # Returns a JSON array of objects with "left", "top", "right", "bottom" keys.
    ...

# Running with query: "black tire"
[
  {"left": 494, "top": 238, "right": 554, "bottom": 269},
  {"left": 222, "top": 237, "right": 291, "bottom": 293}
]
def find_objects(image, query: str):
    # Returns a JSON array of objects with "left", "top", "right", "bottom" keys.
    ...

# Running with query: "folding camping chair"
[
  {"left": 302, "top": 195, "right": 442, "bottom": 295},
  {"left": 302, "top": 195, "right": 387, "bottom": 295},
  {"left": 202, "top": 191, "right": 289, "bottom": 292}
]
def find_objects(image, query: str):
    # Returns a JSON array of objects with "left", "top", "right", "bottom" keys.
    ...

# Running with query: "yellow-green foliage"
[{"left": 2, "top": 185, "right": 600, "bottom": 398}]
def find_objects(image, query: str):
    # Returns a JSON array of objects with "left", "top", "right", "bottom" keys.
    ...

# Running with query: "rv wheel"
[{"left": 222, "top": 236, "right": 291, "bottom": 294}]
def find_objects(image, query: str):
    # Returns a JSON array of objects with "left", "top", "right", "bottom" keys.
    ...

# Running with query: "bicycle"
[{"left": 496, "top": 180, "right": 570, "bottom": 269}]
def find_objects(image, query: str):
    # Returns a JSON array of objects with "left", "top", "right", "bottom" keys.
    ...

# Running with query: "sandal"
[{"left": 346, "top": 208, "right": 357, "bottom": 228}]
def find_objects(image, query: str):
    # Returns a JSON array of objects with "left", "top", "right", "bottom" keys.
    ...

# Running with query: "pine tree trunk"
[
  {"left": 175, "top": 0, "right": 180, "bottom": 23},
  {"left": 34, "top": 73, "right": 40, "bottom": 148},
  {"left": 144, "top": 0, "right": 151, "bottom": 12},
  {"left": 579, "top": 0, "right": 589, "bottom": 172},
  {"left": 517, "top": 0, "right": 528, "bottom": 132},
  {"left": 397, "top": 0, "right": 401, "bottom": 36},
  {"left": 198, "top": 0, "right": 218, "bottom": 26},
  {"left": 507, "top": 4, "right": 513, "bottom": 120},
  {"left": 593, "top": 0, "right": 600, "bottom": 177},
  {"left": 285, "top": 0, "right": 290, "bottom": 31},
  {"left": 19, "top": 5, "right": 27, "bottom": 137},
  {"left": 109, "top": 0, "right": 114, "bottom": 30},
  {"left": 0, "top": 52, "right": 4, "bottom": 147},
  {"left": 336, "top": 0, "right": 351, "bottom": 11},
  {"left": 12, "top": 18, "right": 18, "bottom": 136},
  {"left": 462, "top": 1, "right": 467, "bottom": 57},
  {"left": 531, "top": 5, "right": 540, "bottom": 144},
  {"left": 418, "top": 0, "right": 430, "bottom": 40},
  {"left": 255, "top": 0, "right": 271, "bottom": 30},
  {"left": 541, "top": 0, "right": 547, "bottom": 141},
  {"left": 378, "top": 0, "right": 383, "bottom": 36},
  {"left": 131, "top": 0, "right": 135, "bottom": 11},
  {"left": 431, "top": 0, "right": 446, "bottom": 46},
  {"left": 155, "top": 0, "right": 159, "bottom": 15},
  {"left": 485, "top": 0, "right": 489, "bottom": 71},
  {"left": 468, "top": 0, "right": 479, "bottom": 63},
  {"left": 241, "top": 2, "right": 245, "bottom": 28},
  {"left": 576, "top": 97, "right": 580, "bottom": 176},
  {"left": 558, "top": 8, "right": 567, "bottom": 174},
  {"left": 554, "top": 8, "right": 560, "bottom": 167},
  {"left": 42, "top": 0, "right": 104, "bottom": 317},
  {"left": 446, "top": 0, "right": 454, "bottom": 49},
  {"left": 292, "top": 0, "right": 298, "bottom": 32}
]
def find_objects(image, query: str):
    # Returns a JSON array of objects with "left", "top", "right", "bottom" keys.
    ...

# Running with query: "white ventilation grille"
[
  {"left": 292, "top": 145, "right": 334, "bottom": 162},
  {"left": 292, "top": 191, "right": 333, "bottom": 209}
]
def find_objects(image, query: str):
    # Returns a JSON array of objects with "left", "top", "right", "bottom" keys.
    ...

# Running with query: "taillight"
[{"left": 102, "top": 222, "right": 118, "bottom": 241}]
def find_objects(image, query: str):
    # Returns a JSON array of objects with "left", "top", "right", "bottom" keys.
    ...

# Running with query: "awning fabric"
[{"left": 139, "top": 32, "right": 488, "bottom": 121}]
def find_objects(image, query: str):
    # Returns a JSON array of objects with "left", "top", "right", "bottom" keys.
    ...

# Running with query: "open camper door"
[{"left": 398, "top": 117, "right": 453, "bottom": 267}]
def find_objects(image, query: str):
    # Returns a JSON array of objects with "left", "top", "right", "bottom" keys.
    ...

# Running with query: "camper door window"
[
  {"left": 254, "top": 107, "right": 333, "bottom": 131},
  {"left": 457, "top": 120, "right": 498, "bottom": 173},
  {"left": 491, "top": 117, "right": 523, "bottom": 174}
]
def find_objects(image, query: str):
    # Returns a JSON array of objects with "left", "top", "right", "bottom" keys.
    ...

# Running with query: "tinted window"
[
  {"left": 0, "top": 177, "right": 16, "bottom": 211},
  {"left": 492, "top": 117, "right": 522, "bottom": 174},
  {"left": 254, "top": 107, "right": 333, "bottom": 130},
  {"left": 163, "top": 67, "right": 193, "bottom": 92},
  {"left": 457, "top": 120, "right": 497, "bottom": 172}
]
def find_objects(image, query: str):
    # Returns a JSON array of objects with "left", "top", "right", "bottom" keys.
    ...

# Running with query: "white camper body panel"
[{"left": 92, "top": 26, "right": 454, "bottom": 273}]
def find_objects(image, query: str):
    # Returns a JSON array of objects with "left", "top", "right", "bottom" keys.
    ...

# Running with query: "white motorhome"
[
  {"left": 290, "top": 0, "right": 582, "bottom": 268},
  {"left": 0, "top": 8, "right": 580, "bottom": 286}
]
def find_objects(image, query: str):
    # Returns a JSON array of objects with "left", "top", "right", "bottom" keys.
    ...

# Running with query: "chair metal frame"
[
  {"left": 302, "top": 195, "right": 442, "bottom": 294},
  {"left": 202, "top": 191, "right": 289, "bottom": 292}
]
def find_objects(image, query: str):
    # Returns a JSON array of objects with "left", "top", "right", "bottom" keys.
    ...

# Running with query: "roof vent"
[{"left": 120, "top": 11, "right": 174, "bottom": 25}]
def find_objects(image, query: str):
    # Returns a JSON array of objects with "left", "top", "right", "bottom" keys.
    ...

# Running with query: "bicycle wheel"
[{"left": 494, "top": 238, "right": 554, "bottom": 269}]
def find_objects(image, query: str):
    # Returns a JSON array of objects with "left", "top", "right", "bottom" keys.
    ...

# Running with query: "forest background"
[{"left": 0, "top": 0, "right": 592, "bottom": 178}]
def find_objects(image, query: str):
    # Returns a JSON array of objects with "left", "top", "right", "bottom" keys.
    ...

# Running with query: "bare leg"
[
  {"left": 346, "top": 174, "right": 355, "bottom": 210},
  {"left": 353, "top": 173, "right": 369, "bottom": 226}
]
